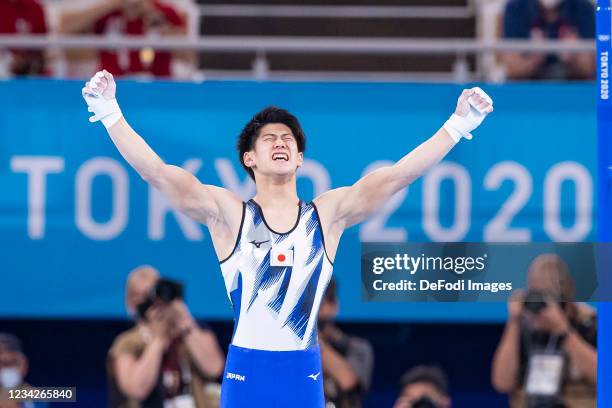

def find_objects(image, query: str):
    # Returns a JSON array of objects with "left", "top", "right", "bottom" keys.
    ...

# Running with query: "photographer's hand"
[
  {"left": 392, "top": 396, "right": 410, "bottom": 408},
  {"left": 533, "top": 300, "right": 570, "bottom": 335},
  {"left": 147, "top": 304, "right": 173, "bottom": 347},
  {"left": 319, "top": 337, "right": 360, "bottom": 392},
  {"left": 171, "top": 300, "right": 225, "bottom": 379},
  {"left": 508, "top": 289, "right": 525, "bottom": 321},
  {"left": 172, "top": 300, "right": 196, "bottom": 335}
]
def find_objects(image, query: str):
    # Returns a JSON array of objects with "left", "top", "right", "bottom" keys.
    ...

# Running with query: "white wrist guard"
[
  {"left": 443, "top": 90, "right": 493, "bottom": 143},
  {"left": 86, "top": 97, "right": 123, "bottom": 129},
  {"left": 443, "top": 113, "right": 475, "bottom": 143}
]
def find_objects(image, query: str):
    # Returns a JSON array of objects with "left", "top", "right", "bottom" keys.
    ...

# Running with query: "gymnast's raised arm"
[
  {"left": 81, "top": 71, "right": 243, "bottom": 257},
  {"left": 313, "top": 88, "right": 493, "bottom": 260}
]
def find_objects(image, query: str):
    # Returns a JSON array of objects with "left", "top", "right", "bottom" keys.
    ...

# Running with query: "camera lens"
[
  {"left": 412, "top": 396, "right": 438, "bottom": 408},
  {"left": 523, "top": 290, "right": 547, "bottom": 314}
]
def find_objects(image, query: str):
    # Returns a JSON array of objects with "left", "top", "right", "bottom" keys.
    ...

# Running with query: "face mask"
[
  {"left": 539, "top": 0, "right": 562, "bottom": 8},
  {"left": 0, "top": 367, "right": 22, "bottom": 388}
]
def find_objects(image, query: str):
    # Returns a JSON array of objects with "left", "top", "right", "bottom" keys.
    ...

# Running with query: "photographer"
[
  {"left": 107, "top": 266, "right": 224, "bottom": 408},
  {"left": 491, "top": 254, "right": 597, "bottom": 408},
  {"left": 393, "top": 365, "right": 451, "bottom": 408},
  {"left": 318, "top": 279, "right": 374, "bottom": 408}
]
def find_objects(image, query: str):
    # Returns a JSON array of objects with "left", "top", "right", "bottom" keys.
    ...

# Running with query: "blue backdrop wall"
[{"left": 0, "top": 80, "right": 596, "bottom": 321}]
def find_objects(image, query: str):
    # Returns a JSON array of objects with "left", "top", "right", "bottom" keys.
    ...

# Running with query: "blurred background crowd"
[{"left": 0, "top": 0, "right": 597, "bottom": 82}]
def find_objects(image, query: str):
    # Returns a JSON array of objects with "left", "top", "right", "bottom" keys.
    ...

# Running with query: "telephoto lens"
[{"left": 154, "top": 278, "right": 184, "bottom": 303}]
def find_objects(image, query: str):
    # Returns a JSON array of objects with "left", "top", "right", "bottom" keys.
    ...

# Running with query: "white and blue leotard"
[{"left": 219, "top": 199, "right": 334, "bottom": 407}]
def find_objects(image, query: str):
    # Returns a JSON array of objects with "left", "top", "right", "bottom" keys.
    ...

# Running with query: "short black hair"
[
  {"left": 400, "top": 365, "right": 449, "bottom": 396},
  {"left": 237, "top": 106, "right": 307, "bottom": 181}
]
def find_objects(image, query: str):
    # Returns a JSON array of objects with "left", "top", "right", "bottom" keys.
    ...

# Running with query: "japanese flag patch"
[{"left": 270, "top": 247, "right": 294, "bottom": 267}]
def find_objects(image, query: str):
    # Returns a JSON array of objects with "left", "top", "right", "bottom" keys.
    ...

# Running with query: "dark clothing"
[
  {"left": 323, "top": 332, "right": 374, "bottom": 408},
  {"left": 503, "top": 0, "right": 595, "bottom": 79},
  {"left": 504, "top": 0, "right": 595, "bottom": 40},
  {"left": 511, "top": 304, "right": 597, "bottom": 408}
]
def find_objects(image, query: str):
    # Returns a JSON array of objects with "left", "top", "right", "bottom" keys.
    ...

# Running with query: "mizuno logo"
[
  {"left": 308, "top": 372, "right": 321, "bottom": 381},
  {"left": 249, "top": 239, "right": 270, "bottom": 248},
  {"left": 226, "top": 372, "right": 246, "bottom": 381}
]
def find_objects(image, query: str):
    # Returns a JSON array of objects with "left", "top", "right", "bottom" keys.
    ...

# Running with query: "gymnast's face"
[{"left": 244, "top": 123, "right": 304, "bottom": 182}]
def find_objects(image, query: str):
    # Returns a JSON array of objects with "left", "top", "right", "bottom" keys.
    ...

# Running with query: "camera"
[
  {"left": 412, "top": 396, "right": 439, "bottom": 408},
  {"left": 523, "top": 290, "right": 548, "bottom": 314},
  {"left": 137, "top": 278, "right": 184, "bottom": 319},
  {"left": 522, "top": 290, "right": 564, "bottom": 315}
]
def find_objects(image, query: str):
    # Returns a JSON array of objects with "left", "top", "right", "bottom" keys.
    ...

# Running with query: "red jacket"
[
  {"left": 0, "top": 0, "right": 48, "bottom": 75},
  {"left": 94, "top": 1, "right": 185, "bottom": 78}
]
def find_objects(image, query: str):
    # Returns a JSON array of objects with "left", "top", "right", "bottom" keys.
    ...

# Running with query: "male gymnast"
[{"left": 81, "top": 70, "right": 493, "bottom": 407}]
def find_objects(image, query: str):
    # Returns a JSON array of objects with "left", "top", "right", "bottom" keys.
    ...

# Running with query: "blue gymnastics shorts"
[{"left": 220, "top": 344, "right": 325, "bottom": 408}]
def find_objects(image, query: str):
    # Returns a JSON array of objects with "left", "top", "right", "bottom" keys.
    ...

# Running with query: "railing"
[
  {"left": 197, "top": 4, "right": 476, "bottom": 19},
  {"left": 0, "top": 34, "right": 594, "bottom": 53},
  {"left": 0, "top": 34, "right": 595, "bottom": 82}
]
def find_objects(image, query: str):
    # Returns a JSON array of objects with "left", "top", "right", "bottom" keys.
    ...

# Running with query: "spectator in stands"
[
  {"left": 501, "top": 0, "right": 595, "bottom": 80},
  {"left": 318, "top": 278, "right": 374, "bottom": 408},
  {"left": 0, "top": 0, "right": 48, "bottom": 77},
  {"left": 393, "top": 365, "right": 451, "bottom": 408},
  {"left": 491, "top": 254, "right": 597, "bottom": 408},
  {"left": 57, "top": 0, "right": 195, "bottom": 79},
  {"left": 107, "top": 265, "right": 224, "bottom": 408}
]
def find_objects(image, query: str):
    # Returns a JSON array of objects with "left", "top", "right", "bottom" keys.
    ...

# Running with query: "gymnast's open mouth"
[{"left": 272, "top": 152, "right": 289, "bottom": 161}]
